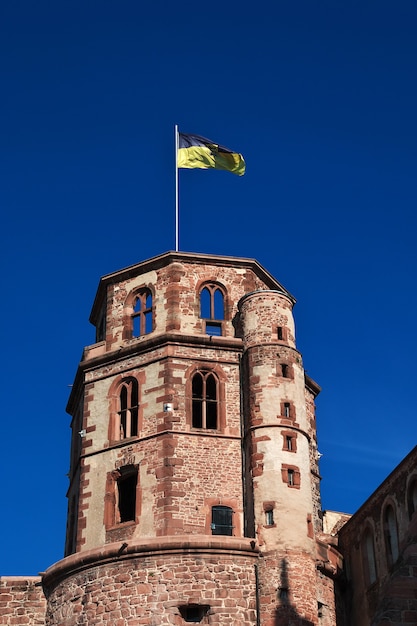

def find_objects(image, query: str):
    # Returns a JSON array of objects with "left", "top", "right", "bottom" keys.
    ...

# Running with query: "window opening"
[
  {"left": 281, "top": 364, "right": 289, "bottom": 378},
  {"left": 96, "top": 312, "right": 106, "bottom": 342},
  {"left": 286, "top": 435, "right": 293, "bottom": 451},
  {"left": 364, "top": 529, "right": 377, "bottom": 584},
  {"left": 192, "top": 371, "right": 218, "bottom": 429},
  {"left": 277, "top": 326, "right": 283, "bottom": 340},
  {"left": 384, "top": 505, "right": 399, "bottom": 565},
  {"left": 200, "top": 284, "right": 225, "bottom": 336},
  {"left": 132, "top": 289, "right": 153, "bottom": 337},
  {"left": 118, "top": 378, "right": 139, "bottom": 439},
  {"left": 287, "top": 469, "right": 295, "bottom": 486},
  {"left": 179, "top": 605, "right": 210, "bottom": 623},
  {"left": 265, "top": 509, "right": 274, "bottom": 525},
  {"left": 205, "top": 321, "right": 222, "bottom": 336},
  {"left": 117, "top": 467, "right": 137, "bottom": 523},
  {"left": 283, "top": 402, "right": 290, "bottom": 417},
  {"left": 408, "top": 480, "right": 417, "bottom": 519},
  {"left": 211, "top": 505, "right": 233, "bottom": 535}
]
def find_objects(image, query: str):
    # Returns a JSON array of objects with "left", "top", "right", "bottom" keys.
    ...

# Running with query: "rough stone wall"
[
  {"left": 67, "top": 256, "right": 277, "bottom": 555},
  {"left": 43, "top": 541, "right": 258, "bottom": 626},
  {"left": 102, "top": 260, "right": 269, "bottom": 352},
  {"left": 0, "top": 577, "right": 46, "bottom": 626},
  {"left": 338, "top": 446, "right": 417, "bottom": 626},
  {"left": 305, "top": 384, "right": 322, "bottom": 533},
  {"left": 71, "top": 342, "right": 245, "bottom": 551},
  {"left": 257, "top": 550, "right": 319, "bottom": 625}
]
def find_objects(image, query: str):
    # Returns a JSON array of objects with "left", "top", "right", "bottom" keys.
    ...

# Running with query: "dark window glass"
[
  {"left": 118, "top": 469, "right": 137, "bottom": 523},
  {"left": 211, "top": 505, "right": 233, "bottom": 536},
  {"left": 364, "top": 529, "right": 377, "bottom": 584},
  {"left": 384, "top": 506, "right": 399, "bottom": 565},
  {"left": 191, "top": 371, "right": 218, "bottom": 429},
  {"left": 408, "top": 480, "right": 417, "bottom": 520}
]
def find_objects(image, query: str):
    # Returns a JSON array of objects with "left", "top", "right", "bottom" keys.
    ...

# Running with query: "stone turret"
[{"left": 40, "top": 251, "right": 339, "bottom": 625}]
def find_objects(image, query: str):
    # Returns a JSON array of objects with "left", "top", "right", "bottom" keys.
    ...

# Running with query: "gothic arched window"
[
  {"left": 132, "top": 289, "right": 153, "bottom": 337},
  {"left": 117, "top": 378, "right": 139, "bottom": 440},
  {"left": 192, "top": 371, "right": 218, "bottom": 429},
  {"left": 407, "top": 478, "right": 417, "bottom": 520},
  {"left": 384, "top": 504, "right": 399, "bottom": 566},
  {"left": 362, "top": 528, "right": 377, "bottom": 585},
  {"left": 200, "top": 283, "right": 225, "bottom": 336}
]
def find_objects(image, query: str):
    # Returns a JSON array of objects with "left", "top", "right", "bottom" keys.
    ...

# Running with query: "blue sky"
[{"left": 1, "top": 0, "right": 416, "bottom": 575}]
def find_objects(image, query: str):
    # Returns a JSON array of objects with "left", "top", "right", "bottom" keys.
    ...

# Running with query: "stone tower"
[{"left": 42, "top": 251, "right": 341, "bottom": 625}]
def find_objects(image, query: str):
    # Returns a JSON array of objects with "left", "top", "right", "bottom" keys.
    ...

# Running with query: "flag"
[{"left": 177, "top": 133, "right": 245, "bottom": 176}]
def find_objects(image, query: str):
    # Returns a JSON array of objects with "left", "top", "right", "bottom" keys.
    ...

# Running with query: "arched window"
[
  {"left": 408, "top": 479, "right": 417, "bottom": 520},
  {"left": 200, "top": 283, "right": 225, "bottom": 336},
  {"left": 132, "top": 289, "right": 153, "bottom": 337},
  {"left": 192, "top": 371, "right": 218, "bottom": 429},
  {"left": 118, "top": 378, "right": 139, "bottom": 439},
  {"left": 384, "top": 504, "right": 399, "bottom": 566},
  {"left": 211, "top": 505, "right": 233, "bottom": 536},
  {"left": 362, "top": 528, "right": 377, "bottom": 585}
]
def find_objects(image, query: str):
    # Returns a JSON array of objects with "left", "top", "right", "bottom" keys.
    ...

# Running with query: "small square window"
[{"left": 205, "top": 322, "right": 222, "bottom": 336}]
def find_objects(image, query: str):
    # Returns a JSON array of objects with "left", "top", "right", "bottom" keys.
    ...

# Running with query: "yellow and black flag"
[{"left": 177, "top": 133, "right": 245, "bottom": 176}]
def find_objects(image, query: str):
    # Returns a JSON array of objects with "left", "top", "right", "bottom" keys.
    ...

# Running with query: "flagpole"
[{"left": 175, "top": 124, "right": 179, "bottom": 252}]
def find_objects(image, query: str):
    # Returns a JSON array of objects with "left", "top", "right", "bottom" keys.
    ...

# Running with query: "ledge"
[{"left": 42, "top": 535, "right": 259, "bottom": 591}]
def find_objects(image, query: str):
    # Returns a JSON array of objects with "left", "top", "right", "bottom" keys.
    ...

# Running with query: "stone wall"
[
  {"left": 0, "top": 577, "right": 46, "bottom": 626},
  {"left": 42, "top": 537, "right": 258, "bottom": 625},
  {"left": 338, "top": 446, "right": 417, "bottom": 626}
]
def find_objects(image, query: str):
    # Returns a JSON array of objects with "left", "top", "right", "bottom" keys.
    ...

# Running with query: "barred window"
[{"left": 211, "top": 505, "right": 233, "bottom": 536}]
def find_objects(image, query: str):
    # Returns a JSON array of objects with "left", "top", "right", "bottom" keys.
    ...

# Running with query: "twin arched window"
[
  {"left": 200, "top": 283, "right": 225, "bottom": 336},
  {"left": 132, "top": 289, "right": 153, "bottom": 337},
  {"left": 192, "top": 370, "right": 219, "bottom": 429},
  {"left": 110, "top": 377, "right": 139, "bottom": 441}
]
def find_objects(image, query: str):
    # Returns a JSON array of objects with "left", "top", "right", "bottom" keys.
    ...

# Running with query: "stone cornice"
[{"left": 42, "top": 535, "right": 259, "bottom": 592}]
